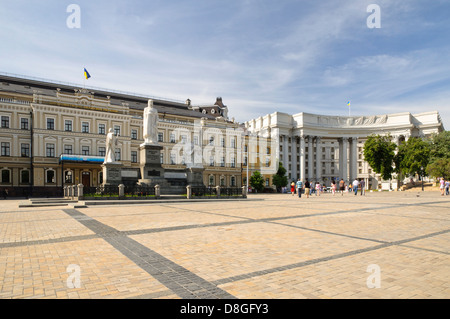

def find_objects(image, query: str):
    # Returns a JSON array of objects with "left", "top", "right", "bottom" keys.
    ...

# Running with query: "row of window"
[
  {"left": 1, "top": 169, "right": 30, "bottom": 184},
  {"left": 1, "top": 142, "right": 240, "bottom": 167},
  {"left": 0, "top": 169, "right": 89, "bottom": 185},
  {"left": 2, "top": 116, "right": 241, "bottom": 148},
  {"left": 1, "top": 168, "right": 242, "bottom": 187},
  {"left": 0, "top": 116, "right": 135, "bottom": 138},
  {"left": 208, "top": 175, "right": 237, "bottom": 187}
]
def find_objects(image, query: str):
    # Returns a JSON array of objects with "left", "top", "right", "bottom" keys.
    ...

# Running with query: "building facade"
[
  {"left": 0, "top": 74, "right": 242, "bottom": 196},
  {"left": 245, "top": 111, "right": 444, "bottom": 190}
]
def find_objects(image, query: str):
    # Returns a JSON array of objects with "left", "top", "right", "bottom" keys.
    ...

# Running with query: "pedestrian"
[
  {"left": 296, "top": 179, "right": 303, "bottom": 198},
  {"left": 331, "top": 180, "right": 336, "bottom": 196},
  {"left": 304, "top": 179, "right": 310, "bottom": 198},
  {"left": 439, "top": 177, "right": 445, "bottom": 196},
  {"left": 315, "top": 181, "right": 321, "bottom": 196},
  {"left": 339, "top": 179, "right": 345, "bottom": 196},
  {"left": 352, "top": 178, "right": 359, "bottom": 196},
  {"left": 291, "top": 181, "right": 296, "bottom": 196},
  {"left": 360, "top": 179, "right": 365, "bottom": 196},
  {"left": 445, "top": 179, "right": 450, "bottom": 195}
]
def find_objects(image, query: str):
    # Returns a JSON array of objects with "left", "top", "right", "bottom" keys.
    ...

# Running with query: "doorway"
[{"left": 81, "top": 171, "right": 90, "bottom": 188}]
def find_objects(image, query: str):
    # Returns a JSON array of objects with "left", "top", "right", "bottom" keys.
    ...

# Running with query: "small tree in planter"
[
  {"left": 272, "top": 162, "right": 288, "bottom": 193},
  {"left": 250, "top": 170, "right": 265, "bottom": 193}
]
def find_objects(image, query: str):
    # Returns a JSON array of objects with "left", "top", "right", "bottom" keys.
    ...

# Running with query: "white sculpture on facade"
[
  {"left": 183, "top": 141, "right": 203, "bottom": 169},
  {"left": 104, "top": 128, "right": 118, "bottom": 163},
  {"left": 142, "top": 99, "right": 159, "bottom": 145}
]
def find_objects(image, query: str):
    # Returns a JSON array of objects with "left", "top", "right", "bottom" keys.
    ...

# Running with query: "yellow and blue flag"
[
  {"left": 347, "top": 101, "right": 350, "bottom": 107},
  {"left": 84, "top": 68, "right": 91, "bottom": 80}
]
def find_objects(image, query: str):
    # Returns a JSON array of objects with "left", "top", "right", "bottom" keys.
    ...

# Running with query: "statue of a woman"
[
  {"left": 104, "top": 128, "right": 117, "bottom": 163},
  {"left": 143, "top": 99, "right": 159, "bottom": 145}
]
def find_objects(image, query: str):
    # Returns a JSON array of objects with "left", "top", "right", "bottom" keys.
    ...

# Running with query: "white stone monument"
[
  {"left": 102, "top": 128, "right": 122, "bottom": 185},
  {"left": 138, "top": 99, "right": 169, "bottom": 187},
  {"left": 183, "top": 141, "right": 205, "bottom": 187}
]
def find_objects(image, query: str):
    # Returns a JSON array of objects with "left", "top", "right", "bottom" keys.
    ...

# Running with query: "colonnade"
[{"left": 280, "top": 135, "right": 359, "bottom": 184}]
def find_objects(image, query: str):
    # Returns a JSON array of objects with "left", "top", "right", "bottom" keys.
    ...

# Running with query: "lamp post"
[{"left": 421, "top": 166, "right": 424, "bottom": 191}]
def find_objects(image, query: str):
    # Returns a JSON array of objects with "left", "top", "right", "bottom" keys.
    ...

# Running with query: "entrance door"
[{"left": 82, "top": 171, "right": 90, "bottom": 188}]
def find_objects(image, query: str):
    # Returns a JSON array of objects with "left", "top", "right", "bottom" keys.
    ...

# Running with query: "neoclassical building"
[
  {"left": 0, "top": 73, "right": 446, "bottom": 196},
  {"left": 0, "top": 74, "right": 242, "bottom": 196},
  {"left": 245, "top": 111, "right": 444, "bottom": 189}
]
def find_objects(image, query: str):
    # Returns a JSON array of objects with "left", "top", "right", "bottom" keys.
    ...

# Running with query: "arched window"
[
  {"left": 1, "top": 168, "right": 11, "bottom": 184},
  {"left": 20, "top": 169, "right": 30, "bottom": 184},
  {"left": 46, "top": 169, "right": 56, "bottom": 184},
  {"left": 65, "top": 170, "right": 73, "bottom": 184}
]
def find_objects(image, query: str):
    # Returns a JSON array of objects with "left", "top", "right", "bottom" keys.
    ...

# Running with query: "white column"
[
  {"left": 299, "top": 136, "right": 305, "bottom": 181},
  {"left": 315, "top": 137, "right": 322, "bottom": 181},
  {"left": 283, "top": 135, "right": 288, "bottom": 171},
  {"left": 340, "top": 137, "right": 348, "bottom": 182},
  {"left": 291, "top": 135, "right": 297, "bottom": 180},
  {"left": 307, "top": 136, "right": 313, "bottom": 180},
  {"left": 349, "top": 137, "right": 358, "bottom": 181}
]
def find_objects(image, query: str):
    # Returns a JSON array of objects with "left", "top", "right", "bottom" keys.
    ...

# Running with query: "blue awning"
[{"left": 59, "top": 154, "right": 105, "bottom": 163}]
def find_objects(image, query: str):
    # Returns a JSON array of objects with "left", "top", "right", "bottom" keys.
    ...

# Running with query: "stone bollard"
[
  {"left": 118, "top": 184, "right": 125, "bottom": 199},
  {"left": 242, "top": 186, "right": 247, "bottom": 198},
  {"left": 77, "top": 184, "right": 84, "bottom": 200},
  {"left": 155, "top": 185, "right": 160, "bottom": 199},
  {"left": 216, "top": 186, "right": 220, "bottom": 198},
  {"left": 186, "top": 185, "right": 192, "bottom": 199},
  {"left": 71, "top": 185, "right": 76, "bottom": 200}
]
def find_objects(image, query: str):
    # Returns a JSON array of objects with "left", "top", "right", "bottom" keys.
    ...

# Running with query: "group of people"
[
  {"left": 439, "top": 177, "right": 450, "bottom": 196},
  {"left": 290, "top": 179, "right": 324, "bottom": 198},
  {"left": 289, "top": 178, "right": 366, "bottom": 198}
]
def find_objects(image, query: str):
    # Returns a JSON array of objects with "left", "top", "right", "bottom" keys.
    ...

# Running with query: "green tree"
[
  {"left": 272, "top": 162, "right": 288, "bottom": 192},
  {"left": 428, "top": 131, "right": 450, "bottom": 161},
  {"left": 426, "top": 131, "right": 450, "bottom": 179},
  {"left": 249, "top": 170, "right": 265, "bottom": 192},
  {"left": 396, "top": 137, "right": 431, "bottom": 177},
  {"left": 426, "top": 158, "right": 450, "bottom": 180},
  {"left": 363, "top": 134, "right": 397, "bottom": 180}
]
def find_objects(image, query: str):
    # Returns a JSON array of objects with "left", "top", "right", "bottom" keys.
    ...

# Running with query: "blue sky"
[{"left": 0, "top": 0, "right": 449, "bottom": 127}]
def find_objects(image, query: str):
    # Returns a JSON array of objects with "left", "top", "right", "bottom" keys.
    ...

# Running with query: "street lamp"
[{"left": 421, "top": 166, "right": 424, "bottom": 191}]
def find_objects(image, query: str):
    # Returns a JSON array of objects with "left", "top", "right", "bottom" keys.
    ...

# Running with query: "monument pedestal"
[
  {"left": 138, "top": 143, "right": 170, "bottom": 187},
  {"left": 186, "top": 167, "right": 205, "bottom": 187},
  {"left": 102, "top": 162, "right": 123, "bottom": 186}
]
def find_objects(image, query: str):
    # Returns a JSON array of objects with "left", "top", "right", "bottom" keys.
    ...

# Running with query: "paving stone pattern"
[{"left": 0, "top": 191, "right": 449, "bottom": 299}]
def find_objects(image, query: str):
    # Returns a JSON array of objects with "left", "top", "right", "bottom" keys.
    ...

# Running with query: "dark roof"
[{"left": 0, "top": 74, "right": 217, "bottom": 120}]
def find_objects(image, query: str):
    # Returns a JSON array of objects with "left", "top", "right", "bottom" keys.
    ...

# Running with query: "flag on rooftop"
[{"left": 84, "top": 68, "right": 91, "bottom": 80}]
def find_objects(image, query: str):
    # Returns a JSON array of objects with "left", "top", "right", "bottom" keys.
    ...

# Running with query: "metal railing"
[
  {"left": 83, "top": 185, "right": 118, "bottom": 197},
  {"left": 124, "top": 185, "right": 155, "bottom": 197},
  {"left": 219, "top": 187, "right": 242, "bottom": 197},
  {"left": 190, "top": 186, "right": 217, "bottom": 197}
]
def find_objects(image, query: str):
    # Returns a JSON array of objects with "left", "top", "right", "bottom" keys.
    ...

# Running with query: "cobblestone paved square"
[{"left": 0, "top": 191, "right": 448, "bottom": 299}]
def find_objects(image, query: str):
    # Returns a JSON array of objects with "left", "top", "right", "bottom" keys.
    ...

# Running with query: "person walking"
[
  {"left": 360, "top": 179, "right": 365, "bottom": 196},
  {"left": 339, "top": 179, "right": 345, "bottom": 196},
  {"left": 439, "top": 177, "right": 445, "bottom": 196},
  {"left": 331, "top": 180, "right": 336, "bottom": 196},
  {"left": 352, "top": 178, "right": 359, "bottom": 196},
  {"left": 315, "top": 181, "right": 321, "bottom": 196},
  {"left": 296, "top": 179, "right": 303, "bottom": 198},
  {"left": 445, "top": 179, "right": 450, "bottom": 195},
  {"left": 290, "top": 181, "right": 296, "bottom": 196},
  {"left": 304, "top": 179, "right": 310, "bottom": 198}
]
